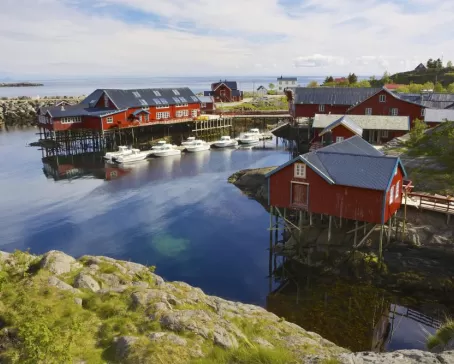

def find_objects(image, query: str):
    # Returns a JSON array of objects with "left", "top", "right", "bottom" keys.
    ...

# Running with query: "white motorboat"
[
  {"left": 249, "top": 128, "right": 264, "bottom": 139},
  {"left": 185, "top": 140, "right": 211, "bottom": 152},
  {"left": 213, "top": 136, "right": 238, "bottom": 148},
  {"left": 152, "top": 141, "right": 168, "bottom": 150},
  {"left": 104, "top": 146, "right": 132, "bottom": 160},
  {"left": 115, "top": 149, "right": 151, "bottom": 164},
  {"left": 181, "top": 137, "right": 196, "bottom": 146},
  {"left": 238, "top": 133, "right": 260, "bottom": 144},
  {"left": 152, "top": 144, "right": 182, "bottom": 157}
]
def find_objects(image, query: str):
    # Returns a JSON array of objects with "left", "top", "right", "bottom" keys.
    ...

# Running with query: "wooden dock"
[{"left": 403, "top": 192, "right": 454, "bottom": 222}]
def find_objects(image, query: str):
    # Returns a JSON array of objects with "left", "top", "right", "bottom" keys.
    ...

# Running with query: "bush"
[{"left": 408, "top": 119, "right": 428, "bottom": 147}]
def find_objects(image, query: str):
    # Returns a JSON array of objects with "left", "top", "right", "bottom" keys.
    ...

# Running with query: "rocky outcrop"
[
  {"left": 0, "top": 96, "right": 83, "bottom": 127},
  {"left": 0, "top": 83, "right": 44, "bottom": 87},
  {"left": 336, "top": 349, "right": 454, "bottom": 363}
]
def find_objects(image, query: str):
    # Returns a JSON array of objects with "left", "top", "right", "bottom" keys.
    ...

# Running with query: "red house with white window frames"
[
  {"left": 204, "top": 80, "right": 243, "bottom": 102},
  {"left": 266, "top": 136, "right": 406, "bottom": 225},
  {"left": 37, "top": 87, "right": 201, "bottom": 132}
]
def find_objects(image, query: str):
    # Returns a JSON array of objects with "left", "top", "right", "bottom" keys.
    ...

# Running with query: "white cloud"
[{"left": 0, "top": 0, "right": 453, "bottom": 77}]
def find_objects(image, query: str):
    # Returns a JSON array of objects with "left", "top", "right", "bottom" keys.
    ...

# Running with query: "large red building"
[
  {"left": 204, "top": 80, "right": 243, "bottom": 102},
  {"left": 37, "top": 87, "right": 201, "bottom": 132},
  {"left": 266, "top": 136, "right": 406, "bottom": 225}
]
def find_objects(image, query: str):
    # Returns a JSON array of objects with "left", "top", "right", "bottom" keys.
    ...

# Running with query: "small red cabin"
[
  {"left": 266, "top": 136, "right": 406, "bottom": 224},
  {"left": 204, "top": 80, "right": 243, "bottom": 102}
]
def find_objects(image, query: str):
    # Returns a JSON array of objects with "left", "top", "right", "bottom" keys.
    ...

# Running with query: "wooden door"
[{"left": 291, "top": 183, "right": 309, "bottom": 207}]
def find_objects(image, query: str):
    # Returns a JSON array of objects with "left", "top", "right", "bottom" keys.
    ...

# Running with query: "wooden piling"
[
  {"left": 379, "top": 224, "right": 384, "bottom": 261},
  {"left": 354, "top": 220, "right": 358, "bottom": 247},
  {"left": 328, "top": 215, "right": 332, "bottom": 242}
]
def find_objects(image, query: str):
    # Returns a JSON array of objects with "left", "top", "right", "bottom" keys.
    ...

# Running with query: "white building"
[
  {"left": 256, "top": 85, "right": 267, "bottom": 96},
  {"left": 277, "top": 76, "right": 298, "bottom": 94}
]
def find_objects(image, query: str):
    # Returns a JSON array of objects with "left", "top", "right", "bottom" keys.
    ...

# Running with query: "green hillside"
[{"left": 391, "top": 67, "right": 454, "bottom": 87}]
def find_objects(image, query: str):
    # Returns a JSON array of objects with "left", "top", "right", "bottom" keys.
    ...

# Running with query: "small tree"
[
  {"left": 348, "top": 73, "right": 358, "bottom": 84},
  {"left": 447, "top": 61, "right": 453, "bottom": 68},
  {"left": 307, "top": 81, "right": 319, "bottom": 88},
  {"left": 268, "top": 83, "right": 275, "bottom": 90},
  {"left": 434, "top": 82, "right": 445, "bottom": 92},
  {"left": 435, "top": 58, "right": 443, "bottom": 69},
  {"left": 427, "top": 58, "right": 434, "bottom": 68},
  {"left": 447, "top": 83, "right": 454, "bottom": 93},
  {"left": 381, "top": 71, "right": 391, "bottom": 84},
  {"left": 422, "top": 81, "right": 435, "bottom": 91},
  {"left": 324, "top": 76, "right": 334, "bottom": 84},
  {"left": 356, "top": 80, "right": 371, "bottom": 88},
  {"left": 409, "top": 118, "right": 428, "bottom": 146}
]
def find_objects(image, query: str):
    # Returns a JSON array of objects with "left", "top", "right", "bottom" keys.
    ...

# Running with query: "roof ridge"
[{"left": 316, "top": 151, "right": 395, "bottom": 159}]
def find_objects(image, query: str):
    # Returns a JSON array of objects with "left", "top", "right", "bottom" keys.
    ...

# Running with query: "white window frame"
[
  {"left": 153, "top": 90, "right": 161, "bottom": 96},
  {"left": 389, "top": 186, "right": 395, "bottom": 204},
  {"left": 201, "top": 103, "right": 206, "bottom": 108},
  {"left": 191, "top": 110, "right": 198, "bottom": 117},
  {"left": 395, "top": 181, "right": 400, "bottom": 200},
  {"left": 183, "top": 110, "right": 189, "bottom": 117},
  {"left": 391, "top": 108, "right": 398, "bottom": 116},
  {"left": 319, "top": 104, "right": 325, "bottom": 112},
  {"left": 379, "top": 94, "right": 386, "bottom": 103},
  {"left": 172, "top": 89, "right": 180, "bottom": 95},
  {"left": 365, "top": 108, "right": 372, "bottom": 115},
  {"left": 176, "top": 103, "right": 188, "bottom": 108},
  {"left": 156, "top": 105, "right": 169, "bottom": 109},
  {"left": 336, "top": 136, "right": 344, "bottom": 143},
  {"left": 382, "top": 130, "right": 389, "bottom": 138},
  {"left": 144, "top": 114, "right": 149, "bottom": 122},
  {"left": 294, "top": 163, "right": 306, "bottom": 178},
  {"left": 61, "top": 116, "right": 82, "bottom": 124},
  {"left": 106, "top": 117, "right": 113, "bottom": 124}
]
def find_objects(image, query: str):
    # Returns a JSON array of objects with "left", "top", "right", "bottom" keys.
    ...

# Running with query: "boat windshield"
[{"left": 221, "top": 136, "right": 229, "bottom": 140}]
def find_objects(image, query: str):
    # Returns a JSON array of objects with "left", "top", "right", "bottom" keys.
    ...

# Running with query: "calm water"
[
  {"left": 0, "top": 76, "right": 325, "bottom": 98},
  {"left": 0, "top": 128, "right": 444, "bottom": 352}
]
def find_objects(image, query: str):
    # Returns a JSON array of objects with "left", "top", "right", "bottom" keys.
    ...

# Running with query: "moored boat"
[
  {"left": 238, "top": 133, "right": 260, "bottom": 144},
  {"left": 152, "top": 141, "right": 168, "bottom": 150},
  {"left": 185, "top": 140, "right": 211, "bottom": 152},
  {"left": 104, "top": 146, "right": 132, "bottom": 161},
  {"left": 249, "top": 128, "right": 264, "bottom": 139},
  {"left": 181, "top": 137, "right": 196, "bottom": 146},
  {"left": 152, "top": 145, "right": 182, "bottom": 157},
  {"left": 115, "top": 149, "right": 151, "bottom": 164},
  {"left": 213, "top": 136, "right": 238, "bottom": 148}
]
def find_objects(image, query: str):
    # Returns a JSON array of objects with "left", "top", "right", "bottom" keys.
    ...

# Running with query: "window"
[
  {"left": 132, "top": 91, "right": 141, "bottom": 98},
  {"left": 365, "top": 108, "right": 372, "bottom": 115},
  {"left": 389, "top": 186, "right": 395, "bottom": 204},
  {"left": 139, "top": 115, "right": 142, "bottom": 122},
  {"left": 294, "top": 163, "right": 306, "bottom": 178},
  {"left": 391, "top": 108, "right": 398, "bottom": 116},
  {"left": 190, "top": 96, "right": 199, "bottom": 102},
  {"left": 179, "top": 97, "right": 188, "bottom": 103},
  {"left": 139, "top": 99, "right": 148, "bottom": 106},
  {"left": 144, "top": 114, "right": 149, "bottom": 122},
  {"left": 279, "top": 81, "right": 282, "bottom": 85},
  {"left": 106, "top": 117, "right": 113, "bottom": 124},
  {"left": 421, "top": 108, "right": 425, "bottom": 117},
  {"left": 153, "top": 90, "right": 161, "bottom": 96},
  {"left": 172, "top": 89, "right": 180, "bottom": 95},
  {"left": 336, "top": 136, "right": 344, "bottom": 143},
  {"left": 61, "top": 116, "right": 82, "bottom": 124},
  {"left": 382, "top": 130, "right": 389, "bottom": 138},
  {"left": 159, "top": 98, "right": 168, "bottom": 105},
  {"left": 153, "top": 98, "right": 162, "bottom": 105},
  {"left": 104, "top": 94, "right": 109, "bottom": 107},
  {"left": 176, "top": 103, "right": 188, "bottom": 107},
  {"left": 191, "top": 110, "right": 198, "bottom": 117},
  {"left": 201, "top": 103, "right": 206, "bottom": 108},
  {"left": 156, "top": 112, "right": 170, "bottom": 119},
  {"left": 176, "top": 110, "right": 183, "bottom": 117},
  {"left": 379, "top": 94, "right": 386, "bottom": 103},
  {"left": 156, "top": 105, "right": 168, "bottom": 109},
  {"left": 319, "top": 104, "right": 325, "bottom": 112},
  {"left": 395, "top": 181, "right": 400, "bottom": 200}
]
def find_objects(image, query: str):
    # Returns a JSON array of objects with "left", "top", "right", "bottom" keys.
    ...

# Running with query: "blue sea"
[{"left": 0, "top": 76, "right": 326, "bottom": 98}]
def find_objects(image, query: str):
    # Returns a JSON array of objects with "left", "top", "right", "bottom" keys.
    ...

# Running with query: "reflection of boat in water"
[
  {"left": 185, "top": 140, "right": 210, "bottom": 152},
  {"left": 115, "top": 149, "right": 151, "bottom": 164},
  {"left": 153, "top": 154, "right": 181, "bottom": 179},
  {"left": 103, "top": 146, "right": 132, "bottom": 161},
  {"left": 213, "top": 136, "right": 238, "bottom": 148},
  {"left": 152, "top": 144, "right": 182, "bottom": 157}
]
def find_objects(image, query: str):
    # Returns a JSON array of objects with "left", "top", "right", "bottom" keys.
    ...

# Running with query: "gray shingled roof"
[
  {"left": 396, "top": 92, "right": 454, "bottom": 109},
  {"left": 211, "top": 81, "right": 238, "bottom": 90},
  {"left": 197, "top": 96, "right": 214, "bottom": 103},
  {"left": 293, "top": 87, "right": 381, "bottom": 105},
  {"left": 301, "top": 136, "right": 401, "bottom": 191},
  {"left": 40, "top": 105, "right": 125, "bottom": 118},
  {"left": 232, "top": 90, "right": 242, "bottom": 97},
  {"left": 319, "top": 116, "right": 363, "bottom": 136},
  {"left": 278, "top": 76, "right": 298, "bottom": 81},
  {"left": 424, "top": 109, "right": 454, "bottom": 123},
  {"left": 313, "top": 114, "right": 410, "bottom": 131}
]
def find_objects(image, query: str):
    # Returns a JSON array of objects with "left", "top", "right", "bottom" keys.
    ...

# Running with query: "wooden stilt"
[
  {"left": 379, "top": 224, "right": 384, "bottom": 261},
  {"left": 403, "top": 189, "right": 408, "bottom": 240},
  {"left": 387, "top": 216, "right": 392, "bottom": 245},
  {"left": 298, "top": 211, "right": 304, "bottom": 242},
  {"left": 354, "top": 220, "right": 358, "bottom": 247},
  {"left": 309, "top": 212, "right": 313, "bottom": 226},
  {"left": 328, "top": 216, "right": 332, "bottom": 242},
  {"left": 394, "top": 213, "right": 399, "bottom": 240}
]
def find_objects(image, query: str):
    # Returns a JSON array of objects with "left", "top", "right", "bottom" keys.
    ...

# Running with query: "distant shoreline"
[{"left": 0, "top": 82, "right": 44, "bottom": 88}]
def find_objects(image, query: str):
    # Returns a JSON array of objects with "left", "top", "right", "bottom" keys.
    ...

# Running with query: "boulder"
[
  {"left": 337, "top": 349, "right": 454, "bottom": 364},
  {"left": 40, "top": 250, "right": 81, "bottom": 275},
  {"left": 74, "top": 273, "right": 100, "bottom": 292},
  {"left": 149, "top": 332, "right": 187, "bottom": 346},
  {"left": 48, "top": 276, "right": 81, "bottom": 294},
  {"left": 159, "top": 310, "right": 212, "bottom": 339},
  {"left": 114, "top": 336, "right": 138, "bottom": 360}
]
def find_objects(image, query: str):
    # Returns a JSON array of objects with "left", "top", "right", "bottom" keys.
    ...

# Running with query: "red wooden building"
[
  {"left": 197, "top": 96, "right": 216, "bottom": 114},
  {"left": 312, "top": 114, "right": 410, "bottom": 145},
  {"left": 286, "top": 87, "right": 381, "bottom": 120},
  {"left": 266, "top": 136, "right": 406, "bottom": 225},
  {"left": 204, "top": 80, "right": 243, "bottom": 102},
  {"left": 37, "top": 87, "right": 201, "bottom": 132},
  {"left": 347, "top": 88, "right": 425, "bottom": 127}
]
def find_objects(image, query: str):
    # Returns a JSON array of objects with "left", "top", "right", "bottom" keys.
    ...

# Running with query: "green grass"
[
  {"left": 427, "top": 320, "right": 454, "bottom": 350},
  {"left": 192, "top": 346, "right": 299, "bottom": 364}
]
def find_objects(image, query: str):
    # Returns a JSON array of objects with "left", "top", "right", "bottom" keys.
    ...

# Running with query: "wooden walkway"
[{"left": 404, "top": 192, "right": 454, "bottom": 220}]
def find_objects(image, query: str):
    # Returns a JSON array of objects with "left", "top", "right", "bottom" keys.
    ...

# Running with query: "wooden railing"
[
  {"left": 214, "top": 110, "right": 289, "bottom": 116},
  {"left": 408, "top": 192, "right": 454, "bottom": 214}
]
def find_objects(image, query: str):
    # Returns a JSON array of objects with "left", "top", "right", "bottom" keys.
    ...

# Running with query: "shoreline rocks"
[{"left": 0, "top": 82, "right": 44, "bottom": 87}]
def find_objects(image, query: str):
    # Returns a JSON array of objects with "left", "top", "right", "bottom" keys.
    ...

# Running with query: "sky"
[{"left": 1, "top": 0, "right": 454, "bottom": 78}]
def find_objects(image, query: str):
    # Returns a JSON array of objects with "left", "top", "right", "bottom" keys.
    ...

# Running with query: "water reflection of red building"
[{"left": 104, "top": 167, "right": 132, "bottom": 181}]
